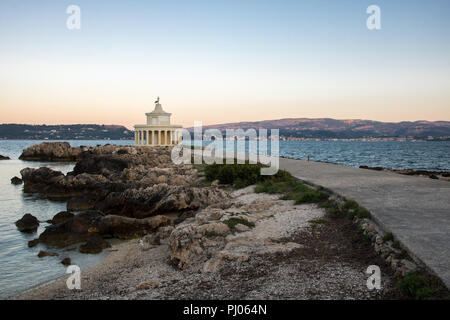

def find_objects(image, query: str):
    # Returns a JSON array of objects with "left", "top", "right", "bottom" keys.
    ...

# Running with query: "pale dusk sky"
[{"left": 0, "top": 0, "right": 449, "bottom": 129}]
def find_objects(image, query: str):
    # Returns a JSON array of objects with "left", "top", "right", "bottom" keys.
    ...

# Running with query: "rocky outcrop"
[
  {"left": 38, "top": 211, "right": 171, "bottom": 247},
  {"left": 0, "top": 154, "right": 11, "bottom": 160},
  {"left": 19, "top": 142, "right": 82, "bottom": 161},
  {"left": 61, "top": 257, "right": 71, "bottom": 265},
  {"left": 168, "top": 187, "right": 314, "bottom": 271},
  {"left": 79, "top": 236, "right": 111, "bottom": 254},
  {"left": 358, "top": 219, "right": 419, "bottom": 277},
  {"left": 11, "top": 176, "right": 23, "bottom": 185},
  {"left": 15, "top": 214, "right": 40, "bottom": 232},
  {"left": 37, "top": 251, "right": 59, "bottom": 258},
  {"left": 18, "top": 143, "right": 223, "bottom": 217},
  {"left": 28, "top": 239, "right": 39, "bottom": 247},
  {"left": 98, "top": 215, "right": 171, "bottom": 239},
  {"left": 38, "top": 210, "right": 104, "bottom": 247},
  {"left": 48, "top": 211, "right": 74, "bottom": 225},
  {"left": 360, "top": 165, "right": 450, "bottom": 180},
  {"left": 18, "top": 142, "right": 231, "bottom": 254},
  {"left": 97, "top": 184, "right": 229, "bottom": 218}
]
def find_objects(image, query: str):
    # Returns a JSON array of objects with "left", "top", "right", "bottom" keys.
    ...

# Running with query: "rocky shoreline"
[
  {"left": 359, "top": 165, "right": 450, "bottom": 181},
  {"left": 16, "top": 186, "right": 401, "bottom": 300},
  {"left": 10, "top": 142, "right": 448, "bottom": 299}
]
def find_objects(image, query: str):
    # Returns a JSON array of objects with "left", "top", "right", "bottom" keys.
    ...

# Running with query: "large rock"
[
  {"left": 15, "top": 214, "right": 40, "bottom": 233},
  {"left": 39, "top": 211, "right": 171, "bottom": 246},
  {"left": 97, "top": 184, "right": 229, "bottom": 218},
  {"left": 168, "top": 222, "right": 230, "bottom": 269},
  {"left": 98, "top": 215, "right": 171, "bottom": 239},
  {"left": 11, "top": 176, "right": 23, "bottom": 185},
  {"left": 79, "top": 236, "right": 111, "bottom": 254},
  {"left": 20, "top": 167, "right": 110, "bottom": 198},
  {"left": 20, "top": 167, "right": 66, "bottom": 196},
  {"left": 37, "top": 251, "right": 59, "bottom": 258},
  {"left": 19, "top": 142, "right": 81, "bottom": 161},
  {"left": 48, "top": 211, "right": 74, "bottom": 225},
  {"left": 38, "top": 210, "right": 104, "bottom": 247},
  {"left": 21, "top": 167, "right": 64, "bottom": 184},
  {"left": 0, "top": 154, "right": 11, "bottom": 160},
  {"left": 67, "top": 196, "right": 96, "bottom": 211}
]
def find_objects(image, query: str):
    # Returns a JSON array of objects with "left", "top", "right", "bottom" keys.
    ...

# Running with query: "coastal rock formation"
[
  {"left": 28, "top": 239, "right": 39, "bottom": 247},
  {"left": 48, "top": 211, "right": 74, "bottom": 225},
  {"left": 37, "top": 251, "right": 59, "bottom": 258},
  {"left": 168, "top": 187, "right": 319, "bottom": 271},
  {"left": 15, "top": 214, "right": 40, "bottom": 233},
  {"left": 61, "top": 257, "right": 71, "bottom": 265},
  {"left": 98, "top": 215, "right": 171, "bottom": 239},
  {"left": 20, "top": 143, "right": 229, "bottom": 218},
  {"left": 360, "top": 165, "right": 450, "bottom": 180},
  {"left": 98, "top": 184, "right": 229, "bottom": 218},
  {"left": 19, "top": 142, "right": 82, "bottom": 161},
  {"left": 79, "top": 236, "right": 111, "bottom": 254},
  {"left": 11, "top": 176, "right": 23, "bottom": 185},
  {"left": 38, "top": 210, "right": 105, "bottom": 247},
  {"left": 39, "top": 210, "right": 171, "bottom": 247},
  {"left": 0, "top": 154, "right": 11, "bottom": 160}
]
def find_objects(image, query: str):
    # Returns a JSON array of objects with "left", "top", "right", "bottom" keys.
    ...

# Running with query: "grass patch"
[
  {"left": 309, "top": 218, "right": 327, "bottom": 228},
  {"left": 397, "top": 272, "right": 447, "bottom": 300},
  {"left": 204, "top": 163, "right": 331, "bottom": 205},
  {"left": 383, "top": 232, "right": 394, "bottom": 242},
  {"left": 347, "top": 205, "right": 371, "bottom": 219},
  {"left": 223, "top": 217, "right": 255, "bottom": 230},
  {"left": 294, "top": 189, "right": 328, "bottom": 204},
  {"left": 392, "top": 240, "right": 401, "bottom": 250},
  {"left": 395, "top": 250, "right": 408, "bottom": 260},
  {"left": 204, "top": 230, "right": 220, "bottom": 237},
  {"left": 343, "top": 199, "right": 359, "bottom": 210},
  {"left": 204, "top": 163, "right": 292, "bottom": 189}
]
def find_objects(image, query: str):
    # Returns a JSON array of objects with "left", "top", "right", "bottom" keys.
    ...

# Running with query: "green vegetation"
[
  {"left": 343, "top": 199, "right": 359, "bottom": 210},
  {"left": 203, "top": 163, "right": 330, "bottom": 205},
  {"left": 395, "top": 250, "right": 408, "bottom": 260},
  {"left": 204, "top": 230, "right": 220, "bottom": 237},
  {"left": 383, "top": 232, "right": 394, "bottom": 242},
  {"left": 254, "top": 170, "right": 329, "bottom": 205},
  {"left": 309, "top": 218, "right": 327, "bottom": 227},
  {"left": 347, "top": 205, "right": 371, "bottom": 219},
  {"left": 397, "top": 272, "right": 446, "bottom": 300},
  {"left": 204, "top": 163, "right": 288, "bottom": 189},
  {"left": 223, "top": 217, "right": 255, "bottom": 230},
  {"left": 392, "top": 240, "right": 401, "bottom": 250}
]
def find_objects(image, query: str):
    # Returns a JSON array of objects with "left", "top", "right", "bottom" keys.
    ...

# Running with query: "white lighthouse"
[{"left": 134, "top": 97, "right": 183, "bottom": 146}]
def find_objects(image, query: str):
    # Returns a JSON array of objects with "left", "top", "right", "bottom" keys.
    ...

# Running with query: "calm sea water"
[
  {"left": 0, "top": 139, "right": 449, "bottom": 298},
  {"left": 0, "top": 140, "right": 132, "bottom": 299}
]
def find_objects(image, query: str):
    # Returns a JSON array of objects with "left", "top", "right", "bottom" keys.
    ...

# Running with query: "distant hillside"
[
  {"left": 196, "top": 118, "right": 450, "bottom": 139},
  {"left": 0, "top": 124, "right": 134, "bottom": 140}
]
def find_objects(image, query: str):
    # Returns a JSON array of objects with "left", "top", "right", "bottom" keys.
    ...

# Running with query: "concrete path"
[{"left": 280, "top": 158, "right": 450, "bottom": 288}]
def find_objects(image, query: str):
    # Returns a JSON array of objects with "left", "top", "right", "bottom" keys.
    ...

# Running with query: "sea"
[{"left": 0, "top": 139, "right": 449, "bottom": 298}]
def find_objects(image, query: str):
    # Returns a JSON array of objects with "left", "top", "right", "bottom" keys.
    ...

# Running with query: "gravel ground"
[{"left": 15, "top": 188, "right": 401, "bottom": 300}]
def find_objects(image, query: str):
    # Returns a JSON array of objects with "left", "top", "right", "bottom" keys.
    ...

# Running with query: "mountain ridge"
[
  {"left": 1, "top": 118, "right": 450, "bottom": 140},
  {"left": 0, "top": 124, "right": 134, "bottom": 140},
  {"left": 193, "top": 118, "right": 450, "bottom": 139}
]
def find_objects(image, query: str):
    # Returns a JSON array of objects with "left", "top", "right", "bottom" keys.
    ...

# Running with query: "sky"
[{"left": 0, "top": 0, "right": 449, "bottom": 128}]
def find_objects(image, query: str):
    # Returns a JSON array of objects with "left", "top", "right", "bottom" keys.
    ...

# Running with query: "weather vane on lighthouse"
[{"left": 155, "top": 96, "right": 160, "bottom": 104}]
